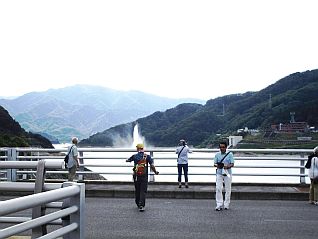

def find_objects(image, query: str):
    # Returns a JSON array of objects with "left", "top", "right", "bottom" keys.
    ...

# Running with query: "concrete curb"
[
  {"left": 84, "top": 182, "right": 309, "bottom": 201},
  {"left": 1, "top": 181, "right": 309, "bottom": 200}
]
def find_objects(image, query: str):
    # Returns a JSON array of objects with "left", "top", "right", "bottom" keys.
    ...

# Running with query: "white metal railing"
[
  {"left": 0, "top": 147, "right": 313, "bottom": 184},
  {"left": 0, "top": 182, "right": 85, "bottom": 239},
  {"left": 0, "top": 159, "right": 85, "bottom": 238}
]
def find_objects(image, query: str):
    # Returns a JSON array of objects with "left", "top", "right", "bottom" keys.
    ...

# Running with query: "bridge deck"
[{"left": 0, "top": 183, "right": 314, "bottom": 239}]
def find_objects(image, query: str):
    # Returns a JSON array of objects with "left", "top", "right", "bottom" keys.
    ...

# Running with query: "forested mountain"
[
  {"left": 0, "top": 85, "right": 204, "bottom": 143},
  {"left": 79, "top": 69, "right": 318, "bottom": 147},
  {"left": 0, "top": 106, "right": 53, "bottom": 148}
]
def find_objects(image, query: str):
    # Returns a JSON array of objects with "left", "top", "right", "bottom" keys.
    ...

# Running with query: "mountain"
[
  {"left": 79, "top": 69, "right": 318, "bottom": 147},
  {"left": 0, "top": 106, "right": 53, "bottom": 148},
  {"left": 0, "top": 85, "right": 205, "bottom": 143}
]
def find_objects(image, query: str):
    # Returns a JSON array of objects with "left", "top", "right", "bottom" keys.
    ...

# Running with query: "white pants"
[{"left": 215, "top": 174, "right": 232, "bottom": 208}]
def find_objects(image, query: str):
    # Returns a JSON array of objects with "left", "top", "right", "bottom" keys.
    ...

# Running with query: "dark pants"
[
  {"left": 178, "top": 164, "right": 188, "bottom": 183},
  {"left": 134, "top": 175, "right": 148, "bottom": 207}
]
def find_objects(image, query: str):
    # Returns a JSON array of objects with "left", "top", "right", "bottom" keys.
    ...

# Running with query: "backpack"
[
  {"left": 134, "top": 153, "right": 148, "bottom": 176},
  {"left": 64, "top": 145, "right": 74, "bottom": 167}
]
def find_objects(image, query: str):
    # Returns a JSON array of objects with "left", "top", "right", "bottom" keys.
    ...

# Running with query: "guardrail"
[
  {"left": 0, "top": 147, "right": 313, "bottom": 184},
  {"left": 0, "top": 158, "right": 85, "bottom": 239},
  {"left": 0, "top": 182, "right": 85, "bottom": 239}
]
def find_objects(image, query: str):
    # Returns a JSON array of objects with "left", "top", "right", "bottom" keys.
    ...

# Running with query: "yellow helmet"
[{"left": 136, "top": 143, "right": 144, "bottom": 149}]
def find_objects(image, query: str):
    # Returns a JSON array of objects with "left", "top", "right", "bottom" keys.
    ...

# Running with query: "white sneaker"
[
  {"left": 139, "top": 206, "right": 145, "bottom": 212},
  {"left": 215, "top": 206, "right": 222, "bottom": 211}
]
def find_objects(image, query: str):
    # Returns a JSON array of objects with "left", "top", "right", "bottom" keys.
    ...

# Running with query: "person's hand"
[
  {"left": 155, "top": 171, "right": 159, "bottom": 175},
  {"left": 126, "top": 159, "right": 130, "bottom": 162}
]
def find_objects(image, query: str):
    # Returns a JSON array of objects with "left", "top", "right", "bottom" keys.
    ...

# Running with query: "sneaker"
[
  {"left": 215, "top": 206, "right": 222, "bottom": 211},
  {"left": 139, "top": 206, "right": 145, "bottom": 212},
  {"left": 314, "top": 202, "right": 318, "bottom": 206},
  {"left": 224, "top": 206, "right": 229, "bottom": 210},
  {"left": 185, "top": 184, "right": 189, "bottom": 188},
  {"left": 178, "top": 184, "right": 182, "bottom": 188}
]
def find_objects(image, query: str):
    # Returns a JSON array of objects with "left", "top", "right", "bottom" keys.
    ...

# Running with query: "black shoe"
[
  {"left": 185, "top": 184, "right": 189, "bottom": 188},
  {"left": 139, "top": 206, "right": 145, "bottom": 212},
  {"left": 179, "top": 184, "right": 182, "bottom": 188}
]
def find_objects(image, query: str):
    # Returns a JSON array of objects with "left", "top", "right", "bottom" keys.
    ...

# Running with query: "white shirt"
[
  {"left": 309, "top": 156, "right": 318, "bottom": 179},
  {"left": 176, "top": 145, "right": 192, "bottom": 164}
]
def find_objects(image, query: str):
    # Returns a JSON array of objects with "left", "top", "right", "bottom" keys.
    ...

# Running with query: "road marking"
[{"left": 264, "top": 219, "right": 316, "bottom": 222}]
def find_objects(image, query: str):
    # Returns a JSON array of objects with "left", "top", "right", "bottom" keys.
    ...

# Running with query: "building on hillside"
[
  {"left": 228, "top": 135, "right": 243, "bottom": 147},
  {"left": 271, "top": 122, "right": 309, "bottom": 133},
  {"left": 271, "top": 112, "right": 309, "bottom": 133}
]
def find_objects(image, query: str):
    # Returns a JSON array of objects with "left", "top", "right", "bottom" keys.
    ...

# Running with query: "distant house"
[
  {"left": 271, "top": 122, "right": 308, "bottom": 133},
  {"left": 228, "top": 135, "right": 243, "bottom": 147}
]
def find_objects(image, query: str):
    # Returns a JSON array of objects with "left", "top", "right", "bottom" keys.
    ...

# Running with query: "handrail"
[
  {"left": 0, "top": 186, "right": 79, "bottom": 216},
  {"left": 0, "top": 159, "right": 85, "bottom": 238},
  {"left": 0, "top": 147, "right": 312, "bottom": 184},
  {"left": 0, "top": 183, "right": 85, "bottom": 239}
]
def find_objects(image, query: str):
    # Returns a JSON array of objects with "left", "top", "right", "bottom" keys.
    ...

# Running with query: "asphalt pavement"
[
  {"left": 0, "top": 182, "right": 314, "bottom": 239},
  {"left": 85, "top": 198, "right": 318, "bottom": 239}
]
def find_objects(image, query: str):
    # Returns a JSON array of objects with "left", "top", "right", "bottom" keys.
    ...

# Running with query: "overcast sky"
[{"left": 1, "top": 0, "right": 317, "bottom": 100}]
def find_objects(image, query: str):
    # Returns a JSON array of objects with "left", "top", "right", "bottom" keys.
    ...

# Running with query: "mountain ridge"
[
  {"left": 0, "top": 85, "right": 205, "bottom": 143},
  {"left": 79, "top": 69, "right": 318, "bottom": 147}
]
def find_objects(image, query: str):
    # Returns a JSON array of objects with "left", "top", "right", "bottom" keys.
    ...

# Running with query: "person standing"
[
  {"left": 307, "top": 146, "right": 318, "bottom": 205},
  {"left": 66, "top": 137, "right": 80, "bottom": 181},
  {"left": 126, "top": 143, "right": 159, "bottom": 212},
  {"left": 176, "top": 139, "right": 192, "bottom": 188},
  {"left": 214, "top": 141, "right": 234, "bottom": 211}
]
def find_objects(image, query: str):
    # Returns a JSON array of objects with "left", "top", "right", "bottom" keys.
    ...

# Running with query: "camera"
[{"left": 217, "top": 163, "right": 224, "bottom": 169}]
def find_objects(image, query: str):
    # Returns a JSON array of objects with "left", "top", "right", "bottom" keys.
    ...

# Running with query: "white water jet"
[{"left": 132, "top": 124, "right": 145, "bottom": 148}]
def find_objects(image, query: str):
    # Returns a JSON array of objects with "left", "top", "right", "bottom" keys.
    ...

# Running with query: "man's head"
[
  {"left": 219, "top": 142, "right": 227, "bottom": 153},
  {"left": 72, "top": 137, "right": 78, "bottom": 144},
  {"left": 136, "top": 143, "right": 144, "bottom": 151},
  {"left": 179, "top": 139, "right": 186, "bottom": 146}
]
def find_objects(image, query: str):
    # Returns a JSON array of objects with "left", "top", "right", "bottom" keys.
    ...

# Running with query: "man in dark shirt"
[{"left": 126, "top": 143, "right": 159, "bottom": 211}]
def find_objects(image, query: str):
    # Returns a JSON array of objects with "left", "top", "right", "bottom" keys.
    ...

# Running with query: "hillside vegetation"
[
  {"left": 0, "top": 106, "right": 53, "bottom": 148},
  {"left": 80, "top": 69, "right": 318, "bottom": 147}
]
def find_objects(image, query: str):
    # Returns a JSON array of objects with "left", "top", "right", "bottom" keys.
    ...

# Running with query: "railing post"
[
  {"left": 7, "top": 148, "right": 17, "bottom": 182},
  {"left": 149, "top": 151, "right": 155, "bottom": 182},
  {"left": 300, "top": 153, "right": 306, "bottom": 184},
  {"left": 32, "top": 160, "right": 47, "bottom": 238},
  {"left": 78, "top": 151, "right": 84, "bottom": 182},
  {"left": 63, "top": 182, "right": 85, "bottom": 239}
]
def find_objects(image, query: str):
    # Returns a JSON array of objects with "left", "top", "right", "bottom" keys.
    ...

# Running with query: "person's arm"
[
  {"left": 224, "top": 163, "right": 234, "bottom": 169},
  {"left": 126, "top": 155, "right": 134, "bottom": 162},
  {"left": 75, "top": 155, "right": 80, "bottom": 168},
  {"left": 150, "top": 164, "right": 159, "bottom": 175},
  {"left": 73, "top": 146, "right": 80, "bottom": 168},
  {"left": 214, "top": 154, "right": 218, "bottom": 167}
]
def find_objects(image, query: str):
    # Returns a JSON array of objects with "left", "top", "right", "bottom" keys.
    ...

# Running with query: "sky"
[{"left": 1, "top": 0, "right": 318, "bottom": 101}]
